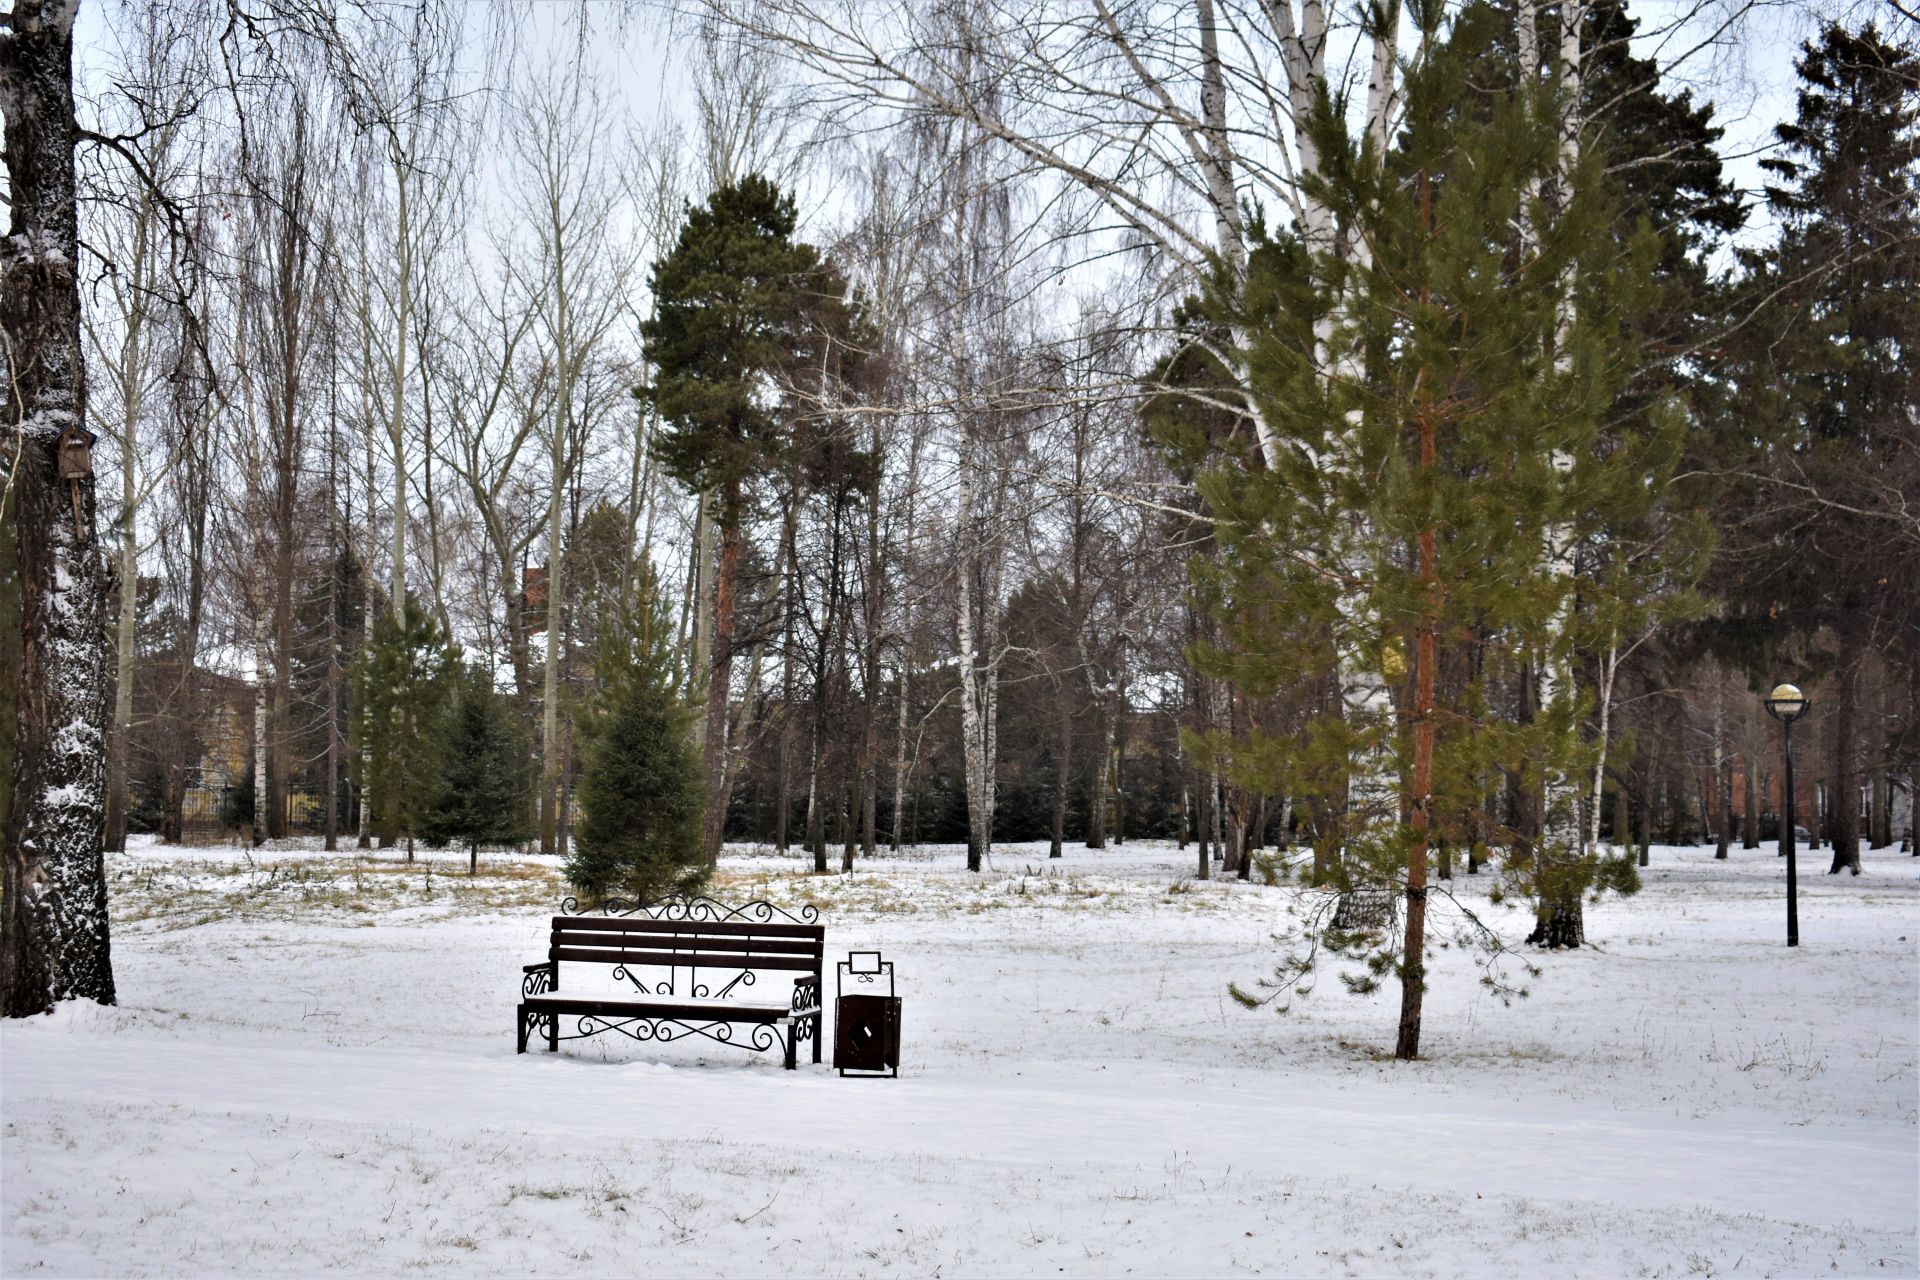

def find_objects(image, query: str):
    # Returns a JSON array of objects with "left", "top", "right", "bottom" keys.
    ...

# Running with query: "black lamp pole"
[
  {"left": 1765, "top": 683, "right": 1810, "bottom": 949},
  {"left": 1782, "top": 714, "right": 1799, "bottom": 948}
]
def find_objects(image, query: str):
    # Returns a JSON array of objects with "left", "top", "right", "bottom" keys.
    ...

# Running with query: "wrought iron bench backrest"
[{"left": 549, "top": 896, "right": 823, "bottom": 1001}]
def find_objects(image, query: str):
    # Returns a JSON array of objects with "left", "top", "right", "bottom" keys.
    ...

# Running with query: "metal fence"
[{"left": 174, "top": 787, "right": 336, "bottom": 847}]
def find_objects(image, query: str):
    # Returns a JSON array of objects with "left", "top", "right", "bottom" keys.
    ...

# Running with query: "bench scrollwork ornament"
[{"left": 559, "top": 894, "right": 821, "bottom": 926}]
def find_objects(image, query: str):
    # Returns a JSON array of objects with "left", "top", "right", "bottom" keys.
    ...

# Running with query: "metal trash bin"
[{"left": 834, "top": 951, "right": 900, "bottom": 1078}]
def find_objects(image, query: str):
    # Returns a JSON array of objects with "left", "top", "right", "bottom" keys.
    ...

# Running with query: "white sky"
[{"left": 68, "top": 0, "right": 1829, "bottom": 280}]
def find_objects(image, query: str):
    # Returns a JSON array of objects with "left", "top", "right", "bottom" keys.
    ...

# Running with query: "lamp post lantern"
[{"left": 1764, "top": 682, "right": 1811, "bottom": 947}]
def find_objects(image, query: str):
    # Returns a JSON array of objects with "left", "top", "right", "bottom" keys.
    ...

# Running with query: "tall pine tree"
[
  {"left": 1212, "top": 1, "right": 1673, "bottom": 1058},
  {"left": 641, "top": 176, "right": 858, "bottom": 866}
]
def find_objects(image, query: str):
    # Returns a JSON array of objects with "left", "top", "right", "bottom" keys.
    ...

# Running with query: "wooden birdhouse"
[{"left": 56, "top": 425, "right": 95, "bottom": 480}]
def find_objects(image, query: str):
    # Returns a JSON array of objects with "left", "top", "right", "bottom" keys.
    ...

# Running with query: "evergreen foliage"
[
  {"left": 566, "top": 565, "right": 708, "bottom": 907},
  {"left": 1713, "top": 22, "right": 1920, "bottom": 867},
  {"left": 422, "top": 663, "right": 534, "bottom": 873},
  {"left": 352, "top": 597, "right": 459, "bottom": 854},
  {"left": 641, "top": 175, "right": 858, "bottom": 501},
  {"left": 640, "top": 174, "right": 862, "bottom": 863},
  {"left": 1184, "top": 2, "right": 1690, "bottom": 1052}
]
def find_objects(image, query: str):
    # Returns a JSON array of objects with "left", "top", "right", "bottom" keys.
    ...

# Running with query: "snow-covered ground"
[{"left": 3, "top": 836, "right": 1914, "bottom": 1277}]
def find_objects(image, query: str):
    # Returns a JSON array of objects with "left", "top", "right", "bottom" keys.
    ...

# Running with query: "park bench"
[{"left": 517, "top": 895, "right": 824, "bottom": 1069}]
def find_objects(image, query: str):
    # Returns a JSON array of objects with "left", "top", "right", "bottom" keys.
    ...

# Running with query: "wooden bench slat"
[
  {"left": 553, "top": 916, "right": 823, "bottom": 939},
  {"left": 524, "top": 993, "right": 793, "bottom": 1021},
  {"left": 552, "top": 946, "right": 819, "bottom": 971},
  {"left": 553, "top": 931, "right": 820, "bottom": 957}
]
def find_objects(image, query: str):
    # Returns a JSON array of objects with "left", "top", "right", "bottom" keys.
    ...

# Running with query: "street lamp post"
[{"left": 1764, "top": 683, "right": 1811, "bottom": 948}]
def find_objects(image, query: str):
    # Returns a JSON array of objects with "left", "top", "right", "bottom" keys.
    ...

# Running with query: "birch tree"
[
  {"left": 82, "top": 70, "right": 199, "bottom": 852},
  {"left": 3, "top": 0, "right": 118, "bottom": 1015},
  {"left": 505, "top": 71, "right": 644, "bottom": 854}
]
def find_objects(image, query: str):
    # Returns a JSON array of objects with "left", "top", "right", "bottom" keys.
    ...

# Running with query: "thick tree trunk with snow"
[{"left": 2, "top": 0, "right": 117, "bottom": 1016}]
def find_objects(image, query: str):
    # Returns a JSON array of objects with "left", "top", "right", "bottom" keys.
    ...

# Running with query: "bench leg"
[
  {"left": 547, "top": 1012, "right": 559, "bottom": 1053},
  {"left": 517, "top": 1007, "right": 529, "bottom": 1054},
  {"left": 785, "top": 1022, "right": 798, "bottom": 1071},
  {"left": 813, "top": 1011, "right": 823, "bottom": 1064}
]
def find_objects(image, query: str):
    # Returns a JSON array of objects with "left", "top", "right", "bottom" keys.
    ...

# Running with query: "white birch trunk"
[
  {"left": 252, "top": 610, "right": 270, "bottom": 848},
  {"left": 1587, "top": 633, "right": 1619, "bottom": 856},
  {"left": 956, "top": 431, "right": 989, "bottom": 872}
]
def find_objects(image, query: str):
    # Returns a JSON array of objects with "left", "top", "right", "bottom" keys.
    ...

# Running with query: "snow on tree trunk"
[
  {"left": 955, "top": 432, "right": 992, "bottom": 874},
  {"left": 889, "top": 430, "right": 921, "bottom": 854},
  {"left": 104, "top": 495, "right": 137, "bottom": 852},
  {"left": 1, "top": 0, "right": 117, "bottom": 1016},
  {"left": 253, "top": 610, "right": 269, "bottom": 848}
]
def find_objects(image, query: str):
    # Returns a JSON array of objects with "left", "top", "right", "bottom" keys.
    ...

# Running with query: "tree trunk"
[
  {"left": 1195, "top": 771, "right": 1212, "bottom": 868},
  {"left": 805, "top": 726, "right": 824, "bottom": 872},
  {"left": 889, "top": 657, "right": 910, "bottom": 853},
  {"left": 774, "top": 487, "right": 800, "bottom": 854},
  {"left": 2, "top": 0, "right": 118, "bottom": 1014},
  {"left": 1468, "top": 781, "right": 1487, "bottom": 874},
  {"left": 103, "top": 505, "right": 136, "bottom": 852},
  {"left": 1049, "top": 687, "right": 1071, "bottom": 859},
  {"left": 1829, "top": 644, "right": 1862, "bottom": 875},
  {"left": 1235, "top": 796, "right": 1252, "bottom": 882},
  {"left": 955, "top": 442, "right": 989, "bottom": 874},
  {"left": 1870, "top": 768, "right": 1891, "bottom": 849},
  {"left": 1395, "top": 411, "right": 1438, "bottom": 1062},
  {"left": 775, "top": 719, "right": 793, "bottom": 854},
  {"left": 1085, "top": 709, "right": 1110, "bottom": 849},
  {"left": 702, "top": 483, "right": 742, "bottom": 865},
  {"left": 1743, "top": 717, "right": 1761, "bottom": 848},
  {"left": 841, "top": 780, "right": 857, "bottom": 873},
  {"left": 1716, "top": 763, "right": 1733, "bottom": 859},
  {"left": 1637, "top": 744, "right": 1659, "bottom": 868},
  {"left": 1526, "top": 673, "right": 1584, "bottom": 949},
  {"left": 253, "top": 611, "right": 270, "bottom": 847}
]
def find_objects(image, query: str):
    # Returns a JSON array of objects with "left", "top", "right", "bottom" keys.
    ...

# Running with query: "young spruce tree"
[
  {"left": 1209, "top": 1, "right": 1674, "bottom": 1058},
  {"left": 567, "top": 565, "right": 708, "bottom": 908},
  {"left": 352, "top": 597, "right": 459, "bottom": 860},
  {"left": 422, "top": 664, "right": 534, "bottom": 875}
]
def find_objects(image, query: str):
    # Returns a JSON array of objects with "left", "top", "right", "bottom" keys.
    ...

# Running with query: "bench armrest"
[
  {"left": 521, "top": 961, "right": 555, "bottom": 998},
  {"left": 790, "top": 974, "right": 821, "bottom": 1015}
]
